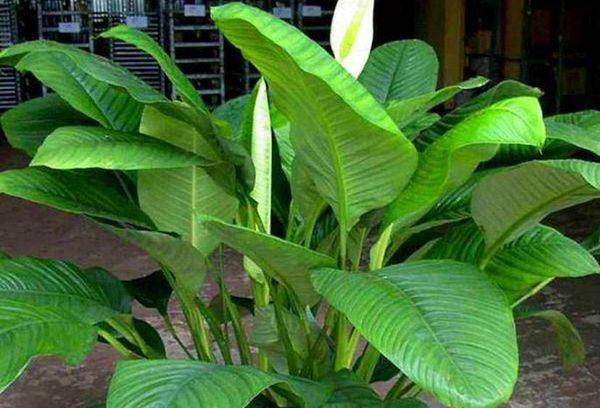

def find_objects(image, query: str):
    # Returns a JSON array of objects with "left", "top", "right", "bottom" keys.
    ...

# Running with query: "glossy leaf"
[
  {"left": 100, "top": 25, "right": 207, "bottom": 112},
  {"left": 103, "top": 226, "right": 207, "bottom": 294},
  {"left": 384, "top": 96, "right": 545, "bottom": 230},
  {"left": 0, "top": 167, "right": 153, "bottom": 228},
  {"left": 359, "top": 40, "right": 438, "bottom": 103},
  {"left": 0, "top": 94, "right": 95, "bottom": 156},
  {"left": 312, "top": 261, "right": 517, "bottom": 408},
  {"left": 0, "top": 256, "right": 130, "bottom": 323},
  {"left": 197, "top": 215, "right": 336, "bottom": 305},
  {"left": 32, "top": 126, "right": 211, "bottom": 170},
  {"left": 472, "top": 160, "right": 600, "bottom": 258},
  {"left": 107, "top": 360, "right": 332, "bottom": 408},
  {"left": 330, "top": 0, "right": 374, "bottom": 78},
  {"left": 0, "top": 299, "right": 97, "bottom": 393},
  {"left": 212, "top": 3, "right": 417, "bottom": 234},
  {"left": 416, "top": 80, "right": 542, "bottom": 149},
  {"left": 545, "top": 110, "right": 600, "bottom": 156},
  {"left": 425, "top": 222, "right": 599, "bottom": 302}
]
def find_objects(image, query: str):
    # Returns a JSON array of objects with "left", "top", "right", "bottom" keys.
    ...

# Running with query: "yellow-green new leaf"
[
  {"left": 330, "top": 0, "right": 374, "bottom": 78},
  {"left": 212, "top": 3, "right": 417, "bottom": 234},
  {"left": 312, "top": 261, "right": 518, "bottom": 408}
]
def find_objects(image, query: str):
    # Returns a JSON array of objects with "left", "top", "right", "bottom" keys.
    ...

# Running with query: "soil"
[{"left": 0, "top": 146, "right": 598, "bottom": 407}]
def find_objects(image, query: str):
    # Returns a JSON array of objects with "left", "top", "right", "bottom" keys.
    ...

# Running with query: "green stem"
[
  {"left": 195, "top": 297, "right": 233, "bottom": 365},
  {"left": 356, "top": 344, "right": 380, "bottom": 383},
  {"left": 385, "top": 374, "right": 410, "bottom": 401},
  {"left": 512, "top": 278, "right": 554, "bottom": 309},
  {"left": 98, "top": 328, "right": 139, "bottom": 359},
  {"left": 107, "top": 315, "right": 162, "bottom": 359},
  {"left": 160, "top": 312, "right": 195, "bottom": 359}
]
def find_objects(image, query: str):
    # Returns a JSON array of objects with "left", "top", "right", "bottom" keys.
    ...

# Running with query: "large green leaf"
[
  {"left": 107, "top": 360, "right": 332, "bottom": 408},
  {"left": 212, "top": 3, "right": 417, "bottom": 235},
  {"left": 31, "top": 126, "right": 210, "bottom": 170},
  {"left": 102, "top": 225, "right": 207, "bottom": 294},
  {"left": 383, "top": 96, "right": 545, "bottom": 230},
  {"left": 197, "top": 216, "right": 336, "bottom": 305},
  {"left": 0, "top": 257, "right": 130, "bottom": 323},
  {"left": 0, "top": 43, "right": 165, "bottom": 131},
  {"left": 472, "top": 159, "right": 600, "bottom": 259},
  {"left": 312, "top": 261, "right": 517, "bottom": 408},
  {"left": 214, "top": 94, "right": 251, "bottom": 141},
  {"left": 0, "top": 299, "right": 97, "bottom": 393},
  {"left": 425, "top": 223, "right": 599, "bottom": 302},
  {"left": 0, "top": 94, "right": 95, "bottom": 156},
  {"left": 545, "top": 110, "right": 600, "bottom": 156},
  {"left": 0, "top": 167, "right": 153, "bottom": 228},
  {"left": 330, "top": 0, "right": 374, "bottom": 78},
  {"left": 100, "top": 25, "right": 207, "bottom": 112},
  {"left": 359, "top": 40, "right": 438, "bottom": 103},
  {"left": 415, "top": 80, "right": 542, "bottom": 149},
  {"left": 138, "top": 167, "right": 238, "bottom": 255}
]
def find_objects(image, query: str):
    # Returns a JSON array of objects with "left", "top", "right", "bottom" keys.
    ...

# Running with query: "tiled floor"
[{"left": 0, "top": 146, "right": 598, "bottom": 407}]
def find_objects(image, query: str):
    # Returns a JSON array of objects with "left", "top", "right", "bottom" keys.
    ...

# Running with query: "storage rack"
[
  {"left": 296, "top": 0, "right": 334, "bottom": 50},
  {"left": 229, "top": 0, "right": 296, "bottom": 96},
  {"left": 0, "top": 0, "right": 19, "bottom": 110},
  {"left": 95, "top": 0, "right": 165, "bottom": 92},
  {"left": 168, "top": 0, "right": 224, "bottom": 106}
]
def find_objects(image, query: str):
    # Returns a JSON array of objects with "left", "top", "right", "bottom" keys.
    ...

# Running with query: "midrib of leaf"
[{"left": 480, "top": 184, "right": 593, "bottom": 267}]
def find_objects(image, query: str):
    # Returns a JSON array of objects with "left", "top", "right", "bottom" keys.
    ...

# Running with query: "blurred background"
[{"left": 0, "top": 0, "right": 598, "bottom": 120}]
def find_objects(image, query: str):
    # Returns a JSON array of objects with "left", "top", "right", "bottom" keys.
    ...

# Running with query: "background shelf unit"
[
  {"left": 0, "top": 0, "right": 19, "bottom": 110},
  {"left": 296, "top": 0, "right": 333, "bottom": 50},
  {"left": 227, "top": 0, "right": 296, "bottom": 97},
  {"left": 168, "top": 0, "right": 225, "bottom": 106},
  {"left": 93, "top": 0, "right": 166, "bottom": 92}
]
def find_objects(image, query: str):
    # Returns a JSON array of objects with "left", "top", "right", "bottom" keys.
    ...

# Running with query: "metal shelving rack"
[
  {"left": 0, "top": 0, "right": 19, "bottom": 110},
  {"left": 296, "top": 0, "right": 334, "bottom": 50},
  {"left": 37, "top": 0, "right": 94, "bottom": 95},
  {"left": 168, "top": 0, "right": 224, "bottom": 106},
  {"left": 96, "top": 0, "right": 165, "bottom": 92},
  {"left": 229, "top": 0, "right": 296, "bottom": 96}
]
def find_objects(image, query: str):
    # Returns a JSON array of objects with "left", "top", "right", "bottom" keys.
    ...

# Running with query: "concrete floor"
[{"left": 0, "top": 146, "right": 599, "bottom": 407}]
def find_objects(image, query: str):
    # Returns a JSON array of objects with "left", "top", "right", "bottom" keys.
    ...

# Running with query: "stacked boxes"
[{"left": 0, "top": 0, "right": 19, "bottom": 110}]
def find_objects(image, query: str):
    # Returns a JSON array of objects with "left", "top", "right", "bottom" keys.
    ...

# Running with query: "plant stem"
[
  {"left": 385, "top": 374, "right": 410, "bottom": 400},
  {"left": 512, "top": 278, "right": 554, "bottom": 308},
  {"left": 195, "top": 297, "right": 233, "bottom": 365},
  {"left": 106, "top": 315, "right": 162, "bottom": 359},
  {"left": 355, "top": 344, "right": 380, "bottom": 382},
  {"left": 160, "top": 312, "right": 195, "bottom": 359},
  {"left": 97, "top": 328, "right": 138, "bottom": 359}
]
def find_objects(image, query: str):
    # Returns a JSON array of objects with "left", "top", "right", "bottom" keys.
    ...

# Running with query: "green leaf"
[
  {"left": 583, "top": 227, "right": 600, "bottom": 255},
  {"left": 545, "top": 110, "right": 600, "bottom": 156},
  {"left": 0, "top": 94, "right": 95, "bottom": 156},
  {"left": 415, "top": 80, "right": 542, "bottom": 149},
  {"left": 31, "top": 126, "right": 212, "bottom": 170},
  {"left": 102, "top": 225, "right": 207, "bottom": 294},
  {"left": 0, "top": 257, "right": 130, "bottom": 323},
  {"left": 384, "top": 96, "right": 545, "bottom": 230},
  {"left": 385, "top": 77, "right": 488, "bottom": 129},
  {"left": 359, "top": 40, "right": 438, "bottom": 103},
  {"left": 0, "top": 167, "right": 153, "bottom": 228},
  {"left": 138, "top": 167, "right": 238, "bottom": 255},
  {"left": 330, "top": 0, "right": 374, "bottom": 78},
  {"left": 214, "top": 94, "right": 251, "bottom": 141},
  {"left": 472, "top": 159, "right": 600, "bottom": 259},
  {"left": 312, "top": 260, "right": 517, "bottom": 408},
  {"left": 0, "top": 251, "right": 8, "bottom": 259},
  {"left": 519, "top": 309, "right": 585, "bottom": 371},
  {"left": 425, "top": 222, "right": 599, "bottom": 302},
  {"left": 197, "top": 215, "right": 336, "bottom": 305},
  {"left": 0, "top": 299, "right": 97, "bottom": 393},
  {"left": 100, "top": 25, "right": 207, "bottom": 112},
  {"left": 122, "top": 271, "right": 172, "bottom": 315},
  {"left": 107, "top": 360, "right": 332, "bottom": 408},
  {"left": 323, "top": 370, "right": 427, "bottom": 407},
  {"left": 212, "top": 3, "right": 417, "bottom": 234}
]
